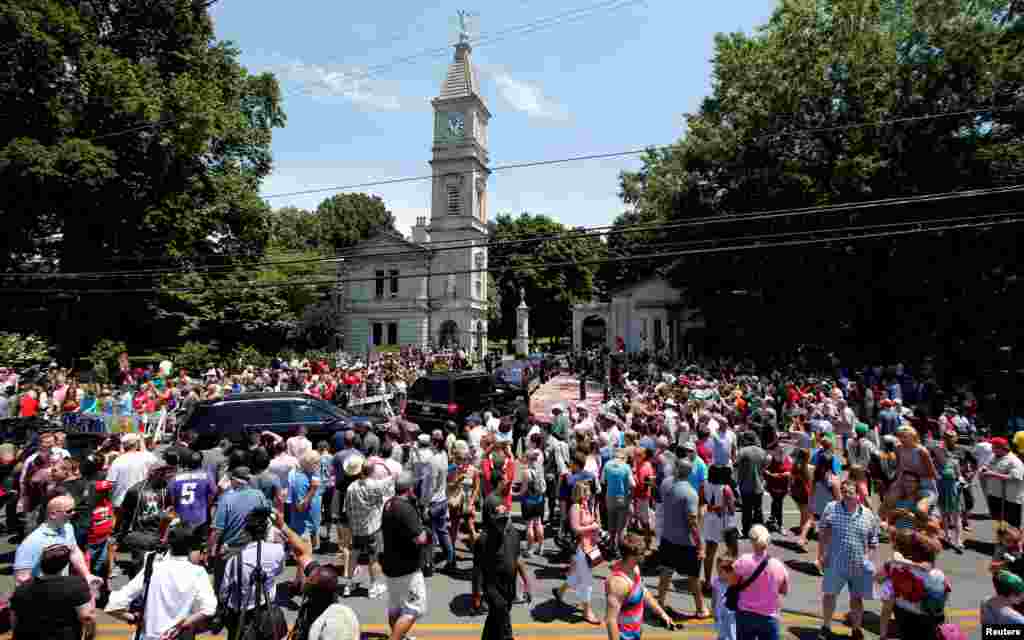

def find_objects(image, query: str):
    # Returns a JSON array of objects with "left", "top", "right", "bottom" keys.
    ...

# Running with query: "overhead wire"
[
  {"left": 78, "top": 0, "right": 646, "bottom": 144},
  {"left": 5, "top": 182, "right": 1022, "bottom": 281},
  {"left": 6, "top": 213, "right": 1021, "bottom": 295}
]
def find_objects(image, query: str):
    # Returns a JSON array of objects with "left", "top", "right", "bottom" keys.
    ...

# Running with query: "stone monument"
[{"left": 516, "top": 287, "right": 530, "bottom": 356}]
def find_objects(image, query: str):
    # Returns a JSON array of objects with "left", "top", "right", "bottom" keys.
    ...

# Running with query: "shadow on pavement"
[
  {"left": 448, "top": 593, "right": 486, "bottom": 619},
  {"left": 530, "top": 597, "right": 584, "bottom": 624},
  {"left": 785, "top": 558, "right": 821, "bottom": 577},
  {"left": 965, "top": 538, "right": 995, "bottom": 556}
]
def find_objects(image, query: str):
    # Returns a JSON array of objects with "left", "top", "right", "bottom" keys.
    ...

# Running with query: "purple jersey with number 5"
[{"left": 170, "top": 471, "right": 215, "bottom": 526}]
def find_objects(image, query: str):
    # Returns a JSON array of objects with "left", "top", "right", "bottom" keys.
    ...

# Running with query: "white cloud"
[
  {"left": 388, "top": 205, "right": 430, "bottom": 239},
  {"left": 275, "top": 61, "right": 409, "bottom": 111},
  {"left": 483, "top": 66, "right": 570, "bottom": 123}
]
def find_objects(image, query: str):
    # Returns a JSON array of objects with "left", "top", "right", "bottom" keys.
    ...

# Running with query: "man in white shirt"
[
  {"left": 483, "top": 411, "right": 501, "bottom": 435},
  {"left": 106, "top": 526, "right": 217, "bottom": 640},
  {"left": 107, "top": 434, "right": 159, "bottom": 510}
]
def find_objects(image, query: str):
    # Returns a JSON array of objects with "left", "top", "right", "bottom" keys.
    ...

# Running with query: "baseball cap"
[
  {"left": 991, "top": 436, "right": 1010, "bottom": 448},
  {"left": 417, "top": 434, "right": 431, "bottom": 447},
  {"left": 343, "top": 455, "right": 365, "bottom": 477},
  {"left": 855, "top": 423, "right": 869, "bottom": 436}
]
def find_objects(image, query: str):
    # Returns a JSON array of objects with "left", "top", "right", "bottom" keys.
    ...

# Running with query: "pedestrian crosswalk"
[{"left": 0, "top": 609, "right": 979, "bottom": 639}]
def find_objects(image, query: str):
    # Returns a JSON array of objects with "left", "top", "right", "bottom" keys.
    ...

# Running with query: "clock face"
[{"left": 447, "top": 113, "right": 465, "bottom": 139}]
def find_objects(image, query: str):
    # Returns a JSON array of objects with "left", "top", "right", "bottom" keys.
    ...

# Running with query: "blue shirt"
[
  {"left": 14, "top": 522, "right": 78, "bottom": 577},
  {"left": 811, "top": 449, "right": 843, "bottom": 475},
  {"left": 562, "top": 471, "right": 596, "bottom": 501},
  {"left": 288, "top": 469, "right": 323, "bottom": 534},
  {"left": 213, "top": 487, "right": 269, "bottom": 546},
  {"left": 602, "top": 460, "right": 632, "bottom": 498},
  {"left": 687, "top": 456, "right": 708, "bottom": 493}
]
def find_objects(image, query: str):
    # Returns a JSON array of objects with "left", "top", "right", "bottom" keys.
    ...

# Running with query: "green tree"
[
  {"left": 314, "top": 193, "right": 396, "bottom": 250},
  {"left": 615, "top": 0, "right": 1024, "bottom": 367},
  {"left": 489, "top": 213, "right": 606, "bottom": 347},
  {"left": 0, "top": 332, "right": 53, "bottom": 365},
  {"left": 0, "top": 0, "right": 285, "bottom": 356}
]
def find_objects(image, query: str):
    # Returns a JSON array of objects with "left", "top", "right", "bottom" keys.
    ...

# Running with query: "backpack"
[
  {"left": 236, "top": 541, "right": 288, "bottom": 640},
  {"left": 527, "top": 469, "right": 543, "bottom": 497}
]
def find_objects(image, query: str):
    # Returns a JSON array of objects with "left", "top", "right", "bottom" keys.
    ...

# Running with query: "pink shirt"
[{"left": 733, "top": 551, "right": 788, "bottom": 618}]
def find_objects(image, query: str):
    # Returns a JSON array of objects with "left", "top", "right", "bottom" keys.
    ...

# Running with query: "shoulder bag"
[
  {"left": 238, "top": 540, "right": 288, "bottom": 640},
  {"left": 725, "top": 556, "right": 770, "bottom": 611},
  {"left": 130, "top": 550, "right": 159, "bottom": 640}
]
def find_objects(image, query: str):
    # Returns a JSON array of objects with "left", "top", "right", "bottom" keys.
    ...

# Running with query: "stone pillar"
[{"left": 516, "top": 300, "right": 530, "bottom": 356}]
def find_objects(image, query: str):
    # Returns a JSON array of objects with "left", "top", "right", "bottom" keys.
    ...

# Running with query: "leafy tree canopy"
[
  {"left": 489, "top": 213, "right": 607, "bottom": 345},
  {"left": 0, "top": 0, "right": 285, "bottom": 356},
  {"left": 613, "top": 0, "right": 1023, "bottom": 373}
]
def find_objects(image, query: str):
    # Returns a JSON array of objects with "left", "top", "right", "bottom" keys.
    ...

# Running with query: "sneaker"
[
  {"left": 818, "top": 627, "right": 831, "bottom": 640},
  {"left": 522, "top": 548, "right": 532, "bottom": 558},
  {"left": 369, "top": 583, "right": 384, "bottom": 599},
  {"left": 342, "top": 583, "right": 353, "bottom": 597}
]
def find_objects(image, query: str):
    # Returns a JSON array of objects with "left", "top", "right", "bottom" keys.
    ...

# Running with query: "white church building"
[
  {"left": 338, "top": 33, "right": 491, "bottom": 356},
  {"left": 571, "top": 277, "right": 706, "bottom": 357}
]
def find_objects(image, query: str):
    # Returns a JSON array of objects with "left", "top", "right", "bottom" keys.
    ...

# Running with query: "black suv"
[
  {"left": 404, "top": 372, "right": 520, "bottom": 432},
  {"left": 182, "top": 392, "right": 374, "bottom": 449}
]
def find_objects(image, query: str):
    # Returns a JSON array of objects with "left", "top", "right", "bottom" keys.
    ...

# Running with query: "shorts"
[
  {"left": 336, "top": 525, "right": 353, "bottom": 549},
  {"left": 658, "top": 539, "right": 700, "bottom": 578},
  {"left": 607, "top": 495, "right": 630, "bottom": 533},
  {"left": 822, "top": 566, "right": 875, "bottom": 599},
  {"left": 522, "top": 500, "right": 544, "bottom": 521},
  {"left": 352, "top": 530, "right": 382, "bottom": 564},
  {"left": 387, "top": 571, "right": 428, "bottom": 619},
  {"left": 635, "top": 498, "right": 654, "bottom": 531}
]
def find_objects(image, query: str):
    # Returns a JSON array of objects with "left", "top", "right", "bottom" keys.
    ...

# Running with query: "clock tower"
[{"left": 428, "top": 35, "right": 490, "bottom": 238}]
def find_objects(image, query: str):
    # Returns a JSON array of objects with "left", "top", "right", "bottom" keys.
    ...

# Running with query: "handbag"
[
  {"left": 725, "top": 556, "right": 770, "bottom": 611},
  {"left": 583, "top": 542, "right": 604, "bottom": 568}
]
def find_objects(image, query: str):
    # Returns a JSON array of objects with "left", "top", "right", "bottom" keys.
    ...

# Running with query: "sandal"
[
  {"left": 692, "top": 610, "right": 712, "bottom": 620},
  {"left": 584, "top": 616, "right": 602, "bottom": 625}
]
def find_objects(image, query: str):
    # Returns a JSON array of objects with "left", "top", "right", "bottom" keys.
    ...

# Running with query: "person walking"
[
  {"left": 605, "top": 533, "right": 676, "bottom": 640},
  {"left": 472, "top": 495, "right": 532, "bottom": 640},
  {"left": 731, "top": 525, "right": 789, "bottom": 640},
  {"left": 656, "top": 458, "right": 709, "bottom": 619},
  {"left": 381, "top": 471, "right": 430, "bottom": 640},
  {"left": 735, "top": 432, "right": 768, "bottom": 537},
  {"left": 603, "top": 448, "right": 635, "bottom": 558},
  {"left": 818, "top": 478, "right": 881, "bottom": 640},
  {"left": 553, "top": 480, "right": 602, "bottom": 625}
]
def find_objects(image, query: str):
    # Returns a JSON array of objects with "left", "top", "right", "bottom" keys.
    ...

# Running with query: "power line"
[
  {"left": 7, "top": 213, "right": 1020, "bottom": 295},
  {"left": 5, "top": 183, "right": 1020, "bottom": 281},
  {"left": 259, "top": 107, "right": 1016, "bottom": 201},
  {"left": 78, "top": 0, "right": 645, "bottom": 144}
]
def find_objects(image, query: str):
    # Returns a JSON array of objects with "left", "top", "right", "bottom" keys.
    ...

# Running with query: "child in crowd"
[{"left": 711, "top": 555, "right": 736, "bottom": 640}]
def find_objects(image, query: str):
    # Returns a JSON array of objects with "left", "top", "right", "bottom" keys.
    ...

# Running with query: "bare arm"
[
  {"left": 605, "top": 581, "right": 624, "bottom": 640},
  {"left": 69, "top": 545, "right": 94, "bottom": 582}
]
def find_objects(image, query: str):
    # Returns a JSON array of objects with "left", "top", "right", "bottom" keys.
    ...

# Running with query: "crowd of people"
[{"left": 0, "top": 353, "right": 1014, "bottom": 640}]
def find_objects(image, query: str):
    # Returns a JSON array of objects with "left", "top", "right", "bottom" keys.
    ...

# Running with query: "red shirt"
[
  {"left": 633, "top": 461, "right": 654, "bottom": 499},
  {"left": 88, "top": 496, "right": 115, "bottom": 544},
  {"left": 19, "top": 395, "right": 38, "bottom": 417},
  {"left": 696, "top": 439, "right": 713, "bottom": 466},
  {"left": 482, "top": 456, "right": 515, "bottom": 511},
  {"left": 765, "top": 456, "right": 793, "bottom": 494}
]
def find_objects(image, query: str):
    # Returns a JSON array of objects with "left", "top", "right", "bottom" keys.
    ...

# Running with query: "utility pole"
[{"left": 426, "top": 249, "right": 433, "bottom": 350}]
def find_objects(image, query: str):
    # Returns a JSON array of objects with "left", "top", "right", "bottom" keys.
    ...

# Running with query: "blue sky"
[{"left": 210, "top": 0, "right": 778, "bottom": 236}]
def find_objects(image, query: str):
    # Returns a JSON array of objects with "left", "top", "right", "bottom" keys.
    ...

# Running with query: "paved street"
[{"left": 0, "top": 499, "right": 989, "bottom": 639}]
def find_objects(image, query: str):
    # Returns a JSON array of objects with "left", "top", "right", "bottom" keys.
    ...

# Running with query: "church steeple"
[{"left": 429, "top": 32, "right": 490, "bottom": 233}]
